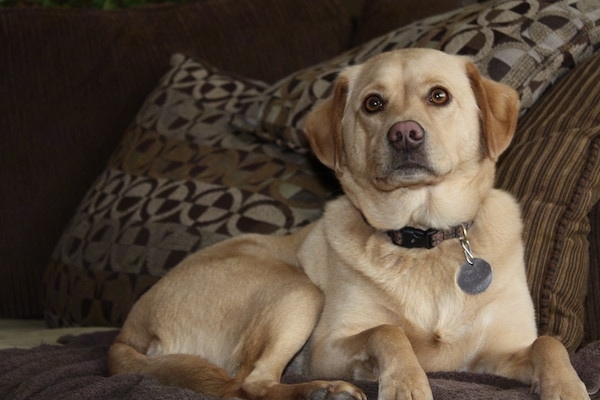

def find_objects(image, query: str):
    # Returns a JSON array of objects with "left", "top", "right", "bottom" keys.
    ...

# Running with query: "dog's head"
[{"left": 305, "top": 49, "right": 519, "bottom": 230}]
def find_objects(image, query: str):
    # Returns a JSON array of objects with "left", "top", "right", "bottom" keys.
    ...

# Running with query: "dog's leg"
[
  {"left": 242, "top": 378, "right": 366, "bottom": 400},
  {"left": 489, "top": 336, "right": 589, "bottom": 400},
  {"left": 236, "top": 282, "right": 366, "bottom": 400},
  {"left": 530, "top": 336, "right": 590, "bottom": 399},
  {"left": 110, "top": 264, "right": 365, "bottom": 400},
  {"left": 313, "top": 325, "right": 433, "bottom": 400}
]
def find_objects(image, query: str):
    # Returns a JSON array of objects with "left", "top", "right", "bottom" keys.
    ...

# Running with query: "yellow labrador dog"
[{"left": 109, "top": 49, "right": 590, "bottom": 400}]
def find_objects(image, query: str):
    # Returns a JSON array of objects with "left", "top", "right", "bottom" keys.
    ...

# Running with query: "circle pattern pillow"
[{"left": 233, "top": 0, "right": 600, "bottom": 152}]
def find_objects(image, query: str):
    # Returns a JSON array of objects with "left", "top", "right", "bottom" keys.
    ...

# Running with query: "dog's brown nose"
[{"left": 387, "top": 120, "right": 425, "bottom": 151}]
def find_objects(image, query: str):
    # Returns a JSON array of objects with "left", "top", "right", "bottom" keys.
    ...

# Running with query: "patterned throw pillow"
[
  {"left": 233, "top": 0, "right": 600, "bottom": 153},
  {"left": 45, "top": 54, "right": 334, "bottom": 327}
]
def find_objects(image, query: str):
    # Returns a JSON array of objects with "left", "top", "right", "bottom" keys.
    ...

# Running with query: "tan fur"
[{"left": 109, "top": 49, "right": 589, "bottom": 400}]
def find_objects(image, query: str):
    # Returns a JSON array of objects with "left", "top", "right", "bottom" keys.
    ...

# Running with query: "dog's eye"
[
  {"left": 428, "top": 87, "right": 450, "bottom": 106},
  {"left": 363, "top": 95, "right": 385, "bottom": 113}
]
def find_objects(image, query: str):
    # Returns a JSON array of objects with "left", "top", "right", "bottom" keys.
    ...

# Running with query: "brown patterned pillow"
[
  {"left": 496, "top": 54, "right": 600, "bottom": 352},
  {"left": 45, "top": 54, "right": 333, "bottom": 327},
  {"left": 233, "top": 0, "right": 600, "bottom": 153}
]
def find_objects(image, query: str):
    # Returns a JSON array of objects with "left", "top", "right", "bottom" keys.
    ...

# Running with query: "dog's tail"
[{"left": 108, "top": 339, "right": 242, "bottom": 398}]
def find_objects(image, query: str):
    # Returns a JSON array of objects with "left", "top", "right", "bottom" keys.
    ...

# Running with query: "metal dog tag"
[
  {"left": 457, "top": 258, "right": 493, "bottom": 295},
  {"left": 457, "top": 224, "right": 492, "bottom": 295}
]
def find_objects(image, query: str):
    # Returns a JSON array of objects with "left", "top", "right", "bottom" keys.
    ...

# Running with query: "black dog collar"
[{"left": 387, "top": 223, "right": 473, "bottom": 249}]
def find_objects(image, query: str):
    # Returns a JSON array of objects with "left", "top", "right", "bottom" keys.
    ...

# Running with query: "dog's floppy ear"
[
  {"left": 305, "top": 76, "right": 349, "bottom": 173},
  {"left": 467, "top": 62, "right": 520, "bottom": 161}
]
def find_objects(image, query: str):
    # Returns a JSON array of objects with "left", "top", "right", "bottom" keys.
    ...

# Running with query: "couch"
[{"left": 1, "top": 0, "right": 599, "bottom": 398}]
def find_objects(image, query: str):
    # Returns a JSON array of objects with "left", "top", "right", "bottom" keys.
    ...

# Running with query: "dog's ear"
[
  {"left": 305, "top": 76, "right": 349, "bottom": 173},
  {"left": 467, "top": 62, "right": 520, "bottom": 161}
]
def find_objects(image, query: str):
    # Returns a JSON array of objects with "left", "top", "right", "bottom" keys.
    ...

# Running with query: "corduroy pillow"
[
  {"left": 45, "top": 55, "right": 334, "bottom": 327},
  {"left": 233, "top": 0, "right": 600, "bottom": 153},
  {"left": 496, "top": 53, "right": 600, "bottom": 352}
]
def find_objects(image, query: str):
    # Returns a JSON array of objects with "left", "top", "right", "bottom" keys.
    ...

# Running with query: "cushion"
[
  {"left": 45, "top": 55, "right": 334, "bottom": 327},
  {"left": 0, "top": 0, "right": 352, "bottom": 319},
  {"left": 496, "top": 53, "right": 600, "bottom": 352},
  {"left": 232, "top": 0, "right": 600, "bottom": 153}
]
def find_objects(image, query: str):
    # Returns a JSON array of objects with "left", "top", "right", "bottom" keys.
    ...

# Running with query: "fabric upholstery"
[
  {"left": 352, "top": 0, "right": 467, "bottom": 45},
  {"left": 0, "top": 0, "right": 351, "bottom": 319},
  {"left": 1, "top": 330, "right": 600, "bottom": 400}
]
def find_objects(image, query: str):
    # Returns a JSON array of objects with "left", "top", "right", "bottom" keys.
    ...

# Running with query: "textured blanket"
[{"left": 0, "top": 331, "right": 598, "bottom": 400}]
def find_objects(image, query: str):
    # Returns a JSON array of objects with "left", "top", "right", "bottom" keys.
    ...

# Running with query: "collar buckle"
[{"left": 388, "top": 227, "right": 438, "bottom": 249}]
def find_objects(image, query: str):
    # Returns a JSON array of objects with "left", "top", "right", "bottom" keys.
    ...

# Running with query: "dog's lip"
[
  {"left": 396, "top": 161, "right": 429, "bottom": 170},
  {"left": 371, "top": 146, "right": 440, "bottom": 188},
  {"left": 391, "top": 159, "right": 436, "bottom": 175},
  {"left": 374, "top": 160, "right": 440, "bottom": 188}
]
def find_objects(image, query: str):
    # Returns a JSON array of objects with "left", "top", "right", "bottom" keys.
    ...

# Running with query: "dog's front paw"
[
  {"left": 533, "top": 376, "right": 590, "bottom": 400},
  {"left": 378, "top": 369, "right": 433, "bottom": 400},
  {"left": 309, "top": 380, "right": 367, "bottom": 400}
]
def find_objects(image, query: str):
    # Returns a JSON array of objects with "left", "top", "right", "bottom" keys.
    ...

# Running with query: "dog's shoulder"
[
  {"left": 472, "top": 188, "right": 523, "bottom": 249},
  {"left": 297, "top": 196, "right": 370, "bottom": 285}
]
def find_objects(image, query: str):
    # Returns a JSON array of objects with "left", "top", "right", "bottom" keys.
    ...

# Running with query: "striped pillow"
[{"left": 496, "top": 53, "right": 600, "bottom": 352}]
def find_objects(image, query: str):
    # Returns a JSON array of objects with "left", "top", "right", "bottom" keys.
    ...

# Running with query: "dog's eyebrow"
[
  {"left": 421, "top": 77, "right": 453, "bottom": 90},
  {"left": 357, "top": 83, "right": 390, "bottom": 98}
]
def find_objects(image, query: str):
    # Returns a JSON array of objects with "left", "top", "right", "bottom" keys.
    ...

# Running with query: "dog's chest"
[
  {"left": 329, "top": 223, "right": 487, "bottom": 353},
  {"left": 369, "top": 241, "right": 472, "bottom": 326},
  {"left": 353, "top": 242, "right": 487, "bottom": 369},
  {"left": 304, "top": 198, "right": 494, "bottom": 366}
]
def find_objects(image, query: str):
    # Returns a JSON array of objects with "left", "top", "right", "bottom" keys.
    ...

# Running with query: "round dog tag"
[{"left": 457, "top": 258, "right": 492, "bottom": 295}]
